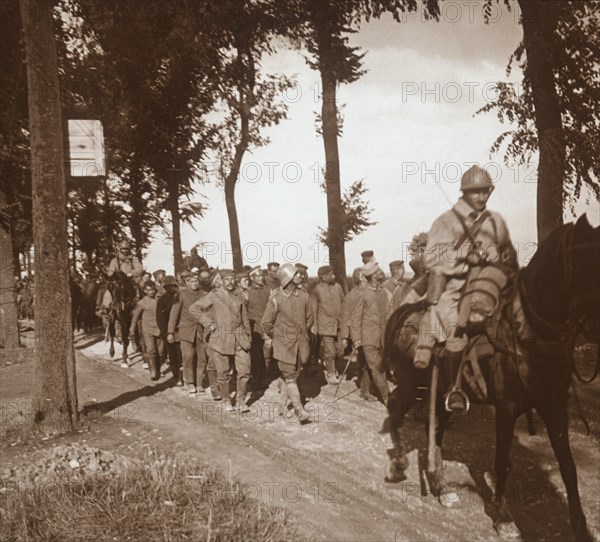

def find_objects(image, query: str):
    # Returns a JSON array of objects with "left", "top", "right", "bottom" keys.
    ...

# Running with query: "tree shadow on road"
[{"left": 80, "top": 378, "right": 174, "bottom": 419}]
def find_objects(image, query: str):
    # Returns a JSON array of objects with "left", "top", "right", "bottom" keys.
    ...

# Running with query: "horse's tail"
[{"left": 382, "top": 300, "right": 428, "bottom": 373}]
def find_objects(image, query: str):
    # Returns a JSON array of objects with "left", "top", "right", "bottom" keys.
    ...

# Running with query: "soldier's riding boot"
[
  {"left": 359, "top": 369, "right": 377, "bottom": 402},
  {"left": 285, "top": 381, "right": 310, "bottom": 424},
  {"left": 442, "top": 349, "right": 468, "bottom": 411}
]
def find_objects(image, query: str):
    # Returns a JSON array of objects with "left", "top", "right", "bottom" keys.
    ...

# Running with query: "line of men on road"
[{"left": 124, "top": 251, "right": 415, "bottom": 423}]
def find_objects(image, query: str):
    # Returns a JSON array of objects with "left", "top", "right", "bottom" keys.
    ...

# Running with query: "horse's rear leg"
[
  {"left": 537, "top": 399, "right": 592, "bottom": 542},
  {"left": 428, "top": 402, "right": 453, "bottom": 504},
  {"left": 385, "top": 371, "right": 417, "bottom": 483}
]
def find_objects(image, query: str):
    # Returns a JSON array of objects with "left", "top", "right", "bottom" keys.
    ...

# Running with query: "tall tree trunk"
[
  {"left": 314, "top": 3, "right": 347, "bottom": 289},
  {"left": 224, "top": 170, "right": 243, "bottom": 270},
  {"left": 167, "top": 177, "right": 184, "bottom": 274},
  {"left": 223, "top": 28, "right": 253, "bottom": 272},
  {"left": 519, "top": 0, "right": 565, "bottom": 244},
  {"left": 20, "top": 0, "right": 78, "bottom": 434},
  {"left": 0, "top": 189, "right": 21, "bottom": 348}
]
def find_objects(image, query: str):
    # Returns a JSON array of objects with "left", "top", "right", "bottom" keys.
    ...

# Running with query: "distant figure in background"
[
  {"left": 185, "top": 245, "right": 208, "bottom": 271},
  {"left": 265, "top": 262, "right": 281, "bottom": 292},
  {"left": 361, "top": 250, "right": 376, "bottom": 265},
  {"left": 107, "top": 240, "right": 143, "bottom": 282}
]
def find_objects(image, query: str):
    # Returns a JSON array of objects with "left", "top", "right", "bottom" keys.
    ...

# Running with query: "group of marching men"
[
  {"left": 106, "top": 239, "right": 413, "bottom": 423},
  {"left": 105, "top": 164, "right": 514, "bottom": 421}
]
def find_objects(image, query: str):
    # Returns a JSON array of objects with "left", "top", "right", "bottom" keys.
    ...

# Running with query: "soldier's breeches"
[
  {"left": 234, "top": 347, "right": 251, "bottom": 400},
  {"left": 143, "top": 332, "right": 164, "bottom": 361},
  {"left": 197, "top": 347, "right": 218, "bottom": 392},
  {"left": 362, "top": 345, "right": 389, "bottom": 402},
  {"left": 181, "top": 339, "right": 207, "bottom": 386},
  {"left": 319, "top": 335, "right": 340, "bottom": 374},
  {"left": 277, "top": 352, "right": 302, "bottom": 382}
]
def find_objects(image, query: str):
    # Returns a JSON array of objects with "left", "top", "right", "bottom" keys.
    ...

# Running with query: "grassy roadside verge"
[{"left": 1, "top": 454, "right": 297, "bottom": 542}]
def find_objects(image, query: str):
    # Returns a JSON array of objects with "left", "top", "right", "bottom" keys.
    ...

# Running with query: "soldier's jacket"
[
  {"left": 107, "top": 255, "right": 143, "bottom": 278},
  {"left": 189, "top": 289, "right": 251, "bottom": 356},
  {"left": 340, "top": 285, "right": 362, "bottom": 340},
  {"left": 130, "top": 296, "right": 160, "bottom": 337},
  {"left": 260, "top": 287, "right": 314, "bottom": 365},
  {"left": 424, "top": 198, "right": 511, "bottom": 277},
  {"left": 168, "top": 287, "right": 206, "bottom": 343},
  {"left": 349, "top": 286, "right": 389, "bottom": 348},
  {"left": 157, "top": 290, "right": 177, "bottom": 338},
  {"left": 311, "top": 281, "right": 345, "bottom": 337},
  {"left": 247, "top": 283, "right": 270, "bottom": 335}
]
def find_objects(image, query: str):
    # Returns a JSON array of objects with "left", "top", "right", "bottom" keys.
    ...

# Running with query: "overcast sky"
[{"left": 143, "top": 0, "right": 599, "bottom": 275}]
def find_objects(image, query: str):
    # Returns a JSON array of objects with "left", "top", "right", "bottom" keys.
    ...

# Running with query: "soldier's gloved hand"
[
  {"left": 465, "top": 250, "right": 486, "bottom": 266},
  {"left": 342, "top": 338, "right": 349, "bottom": 350},
  {"left": 166, "top": 332, "right": 175, "bottom": 344}
]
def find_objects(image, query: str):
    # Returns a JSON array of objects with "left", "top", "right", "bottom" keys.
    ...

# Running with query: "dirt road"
[{"left": 1, "top": 337, "right": 599, "bottom": 542}]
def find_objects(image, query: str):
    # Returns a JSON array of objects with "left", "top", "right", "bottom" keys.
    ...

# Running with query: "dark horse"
[
  {"left": 105, "top": 270, "right": 138, "bottom": 367},
  {"left": 383, "top": 215, "right": 599, "bottom": 541}
]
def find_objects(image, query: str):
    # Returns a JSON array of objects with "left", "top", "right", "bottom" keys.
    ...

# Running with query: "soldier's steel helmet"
[
  {"left": 278, "top": 263, "right": 297, "bottom": 288},
  {"left": 460, "top": 165, "right": 494, "bottom": 192}
]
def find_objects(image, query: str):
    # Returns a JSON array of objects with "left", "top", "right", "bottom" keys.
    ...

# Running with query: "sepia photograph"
[{"left": 1, "top": 0, "right": 599, "bottom": 540}]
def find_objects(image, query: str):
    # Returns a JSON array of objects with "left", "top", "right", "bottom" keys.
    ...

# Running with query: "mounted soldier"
[
  {"left": 107, "top": 240, "right": 143, "bottom": 283},
  {"left": 413, "top": 164, "right": 514, "bottom": 409}
]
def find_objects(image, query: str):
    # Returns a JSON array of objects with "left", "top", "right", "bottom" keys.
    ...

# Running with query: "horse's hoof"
[
  {"left": 494, "top": 521, "right": 522, "bottom": 540},
  {"left": 439, "top": 488, "right": 463, "bottom": 509}
]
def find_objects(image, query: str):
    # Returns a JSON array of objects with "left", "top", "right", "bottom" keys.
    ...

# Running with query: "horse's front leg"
[
  {"left": 537, "top": 397, "right": 592, "bottom": 542},
  {"left": 428, "top": 403, "right": 454, "bottom": 506},
  {"left": 120, "top": 321, "right": 129, "bottom": 368},
  {"left": 385, "top": 370, "right": 416, "bottom": 483},
  {"left": 108, "top": 316, "right": 116, "bottom": 358},
  {"left": 488, "top": 403, "right": 520, "bottom": 538}
]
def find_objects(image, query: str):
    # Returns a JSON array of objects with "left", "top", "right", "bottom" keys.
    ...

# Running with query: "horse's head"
[{"left": 570, "top": 215, "right": 600, "bottom": 343}]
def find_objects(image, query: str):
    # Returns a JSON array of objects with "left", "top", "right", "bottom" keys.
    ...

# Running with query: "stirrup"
[{"left": 444, "top": 387, "right": 470, "bottom": 412}]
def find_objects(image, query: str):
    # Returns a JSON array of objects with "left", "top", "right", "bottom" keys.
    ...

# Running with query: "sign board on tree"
[{"left": 68, "top": 119, "right": 106, "bottom": 177}]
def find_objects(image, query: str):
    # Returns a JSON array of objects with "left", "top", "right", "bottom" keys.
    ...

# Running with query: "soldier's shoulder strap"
[{"left": 452, "top": 209, "right": 490, "bottom": 251}]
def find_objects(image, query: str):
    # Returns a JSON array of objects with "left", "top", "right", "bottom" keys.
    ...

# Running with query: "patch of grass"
[{"left": 0, "top": 455, "right": 298, "bottom": 542}]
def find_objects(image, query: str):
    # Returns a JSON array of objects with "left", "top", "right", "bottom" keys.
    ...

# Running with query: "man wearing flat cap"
[
  {"left": 190, "top": 269, "right": 252, "bottom": 412},
  {"left": 236, "top": 271, "right": 250, "bottom": 303},
  {"left": 265, "top": 262, "right": 281, "bottom": 292},
  {"left": 349, "top": 261, "right": 390, "bottom": 405},
  {"left": 157, "top": 275, "right": 182, "bottom": 384},
  {"left": 295, "top": 263, "right": 309, "bottom": 291},
  {"left": 311, "top": 265, "right": 345, "bottom": 384},
  {"left": 247, "top": 266, "right": 272, "bottom": 388},
  {"left": 168, "top": 270, "right": 219, "bottom": 397},
  {"left": 153, "top": 269, "right": 167, "bottom": 296},
  {"left": 383, "top": 260, "right": 410, "bottom": 311}
]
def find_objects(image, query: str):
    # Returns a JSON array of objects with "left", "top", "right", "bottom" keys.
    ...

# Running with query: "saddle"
[{"left": 398, "top": 263, "right": 518, "bottom": 409}]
